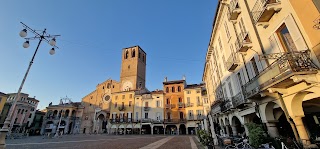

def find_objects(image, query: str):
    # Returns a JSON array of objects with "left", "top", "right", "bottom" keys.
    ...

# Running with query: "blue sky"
[{"left": 0, "top": 1, "right": 217, "bottom": 110}]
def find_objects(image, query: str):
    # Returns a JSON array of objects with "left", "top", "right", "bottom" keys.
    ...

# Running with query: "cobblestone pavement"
[{"left": 6, "top": 134, "right": 203, "bottom": 149}]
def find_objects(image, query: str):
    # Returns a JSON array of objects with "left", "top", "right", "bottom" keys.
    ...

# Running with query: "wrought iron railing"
[
  {"left": 178, "top": 102, "right": 184, "bottom": 108},
  {"left": 220, "top": 97, "right": 234, "bottom": 112},
  {"left": 186, "top": 103, "right": 194, "bottom": 107},
  {"left": 144, "top": 107, "right": 151, "bottom": 111},
  {"left": 118, "top": 106, "right": 126, "bottom": 111},
  {"left": 231, "top": 92, "right": 247, "bottom": 108},
  {"left": 164, "top": 119, "right": 179, "bottom": 123},
  {"left": 243, "top": 50, "right": 318, "bottom": 98},
  {"left": 252, "top": 0, "right": 281, "bottom": 23},
  {"left": 141, "top": 118, "right": 152, "bottom": 123},
  {"left": 165, "top": 104, "right": 171, "bottom": 109},
  {"left": 235, "top": 32, "right": 251, "bottom": 52},
  {"left": 197, "top": 102, "right": 203, "bottom": 106}
]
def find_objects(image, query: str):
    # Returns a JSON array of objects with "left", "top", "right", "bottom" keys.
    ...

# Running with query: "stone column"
[
  {"left": 231, "top": 125, "right": 238, "bottom": 136},
  {"left": 265, "top": 122, "right": 280, "bottom": 138},
  {"left": 116, "top": 128, "right": 118, "bottom": 135},
  {"left": 204, "top": 119, "right": 208, "bottom": 131},
  {"left": 124, "top": 128, "right": 126, "bottom": 135},
  {"left": 225, "top": 125, "right": 230, "bottom": 136},
  {"left": 151, "top": 125, "right": 153, "bottom": 135},
  {"left": 177, "top": 125, "right": 180, "bottom": 135},
  {"left": 243, "top": 124, "right": 249, "bottom": 137},
  {"left": 186, "top": 127, "right": 188, "bottom": 135},
  {"left": 164, "top": 125, "right": 166, "bottom": 135},
  {"left": 293, "top": 117, "right": 311, "bottom": 146},
  {"left": 208, "top": 115, "right": 218, "bottom": 145}
]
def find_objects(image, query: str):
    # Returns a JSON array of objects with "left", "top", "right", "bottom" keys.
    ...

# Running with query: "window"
[
  {"left": 145, "top": 113, "right": 148, "bottom": 119},
  {"left": 196, "top": 90, "right": 200, "bottom": 93},
  {"left": 29, "top": 114, "right": 32, "bottom": 118},
  {"left": 115, "top": 102, "right": 117, "bottom": 108},
  {"left": 197, "top": 96, "right": 200, "bottom": 103},
  {"left": 122, "top": 102, "right": 124, "bottom": 107},
  {"left": 125, "top": 50, "right": 128, "bottom": 59},
  {"left": 187, "top": 91, "right": 191, "bottom": 94},
  {"left": 132, "top": 50, "right": 135, "bottom": 57},
  {"left": 156, "top": 112, "right": 160, "bottom": 120},
  {"left": 166, "top": 99, "right": 170, "bottom": 104},
  {"left": 224, "top": 22, "right": 231, "bottom": 39},
  {"left": 18, "top": 109, "right": 21, "bottom": 114},
  {"left": 187, "top": 97, "right": 190, "bottom": 104},
  {"left": 177, "top": 86, "right": 181, "bottom": 92},
  {"left": 14, "top": 118, "right": 18, "bottom": 124},
  {"left": 115, "top": 96, "right": 118, "bottom": 100},
  {"left": 166, "top": 87, "right": 169, "bottom": 93},
  {"left": 156, "top": 101, "right": 160, "bottom": 107},
  {"left": 128, "top": 65, "right": 130, "bottom": 69},
  {"left": 122, "top": 95, "right": 125, "bottom": 99},
  {"left": 129, "top": 94, "right": 132, "bottom": 98},
  {"left": 237, "top": 72, "right": 243, "bottom": 86},
  {"left": 277, "top": 24, "right": 297, "bottom": 52},
  {"left": 129, "top": 101, "right": 132, "bottom": 107},
  {"left": 145, "top": 102, "right": 148, "bottom": 107},
  {"left": 171, "top": 87, "right": 175, "bottom": 92},
  {"left": 251, "top": 57, "right": 259, "bottom": 77},
  {"left": 218, "top": 37, "right": 223, "bottom": 51},
  {"left": 136, "top": 112, "right": 139, "bottom": 120},
  {"left": 142, "top": 55, "right": 145, "bottom": 62},
  {"left": 228, "top": 82, "right": 234, "bottom": 97},
  {"left": 178, "top": 98, "right": 182, "bottom": 103},
  {"left": 31, "top": 108, "right": 34, "bottom": 111}
]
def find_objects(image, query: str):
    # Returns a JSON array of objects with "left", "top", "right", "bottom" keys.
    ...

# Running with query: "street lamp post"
[{"left": 0, "top": 22, "right": 60, "bottom": 149}]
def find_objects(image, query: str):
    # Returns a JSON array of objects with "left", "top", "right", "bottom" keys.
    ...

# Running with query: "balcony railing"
[
  {"left": 179, "top": 118, "right": 187, "bottom": 123},
  {"left": 144, "top": 107, "right": 151, "bottom": 111},
  {"left": 196, "top": 102, "right": 203, "bottom": 106},
  {"left": 197, "top": 115, "right": 206, "bottom": 120},
  {"left": 118, "top": 106, "right": 126, "bottom": 111},
  {"left": 235, "top": 32, "right": 252, "bottom": 53},
  {"left": 186, "top": 103, "right": 194, "bottom": 107},
  {"left": 165, "top": 104, "right": 171, "bottom": 109},
  {"left": 164, "top": 119, "right": 179, "bottom": 123},
  {"left": 228, "top": 0, "right": 241, "bottom": 22},
  {"left": 252, "top": 0, "right": 282, "bottom": 25},
  {"left": 141, "top": 118, "right": 152, "bottom": 123},
  {"left": 231, "top": 92, "right": 247, "bottom": 108},
  {"left": 178, "top": 102, "right": 185, "bottom": 108},
  {"left": 220, "top": 97, "right": 234, "bottom": 112},
  {"left": 244, "top": 50, "right": 318, "bottom": 99},
  {"left": 226, "top": 52, "right": 240, "bottom": 72}
]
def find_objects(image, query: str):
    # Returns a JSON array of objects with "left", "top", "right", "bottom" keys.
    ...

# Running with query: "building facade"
[
  {"left": 0, "top": 93, "right": 39, "bottom": 133},
  {"left": 41, "top": 100, "right": 84, "bottom": 135},
  {"left": 203, "top": 0, "right": 320, "bottom": 147},
  {"left": 184, "top": 84, "right": 206, "bottom": 134},
  {"left": 29, "top": 110, "right": 46, "bottom": 135},
  {"left": 0, "top": 92, "right": 8, "bottom": 114}
]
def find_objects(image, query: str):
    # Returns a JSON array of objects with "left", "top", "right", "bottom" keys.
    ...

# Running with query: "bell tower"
[{"left": 120, "top": 45, "right": 146, "bottom": 91}]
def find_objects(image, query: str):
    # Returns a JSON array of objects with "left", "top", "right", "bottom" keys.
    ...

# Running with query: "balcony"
[
  {"left": 178, "top": 102, "right": 185, "bottom": 108},
  {"left": 235, "top": 32, "right": 252, "bottom": 53},
  {"left": 144, "top": 107, "right": 151, "bottom": 111},
  {"left": 141, "top": 118, "right": 152, "bottom": 123},
  {"left": 153, "top": 119, "right": 163, "bottom": 124},
  {"left": 164, "top": 119, "right": 179, "bottom": 124},
  {"left": 118, "top": 106, "right": 126, "bottom": 111},
  {"left": 231, "top": 92, "right": 247, "bottom": 108},
  {"left": 226, "top": 52, "right": 240, "bottom": 72},
  {"left": 252, "top": 0, "right": 282, "bottom": 26},
  {"left": 196, "top": 102, "right": 203, "bottom": 107},
  {"left": 165, "top": 104, "right": 171, "bottom": 109},
  {"left": 244, "top": 50, "right": 318, "bottom": 99},
  {"left": 188, "top": 116, "right": 195, "bottom": 121},
  {"left": 197, "top": 115, "right": 206, "bottom": 120},
  {"left": 179, "top": 119, "right": 187, "bottom": 123},
  {"left": 228, "top": 0, "right": 241, "bottom": 23},
  {"left": 186, "top": 103, "right": 194, "bottom": 107},
  {"left": 220, "top": 97, "right": 234, "bottom": 112}
]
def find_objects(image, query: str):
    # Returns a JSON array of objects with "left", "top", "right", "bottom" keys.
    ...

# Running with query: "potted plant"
[{"left": 197, "top": 129, "right": 214, "bottom": 149}]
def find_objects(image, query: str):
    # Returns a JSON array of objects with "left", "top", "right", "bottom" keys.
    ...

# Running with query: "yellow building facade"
[{"left": 203, "top": 0, "right": 320, "bottom": 147}]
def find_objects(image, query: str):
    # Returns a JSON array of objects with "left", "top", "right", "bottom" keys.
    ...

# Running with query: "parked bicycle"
[{"left": 225, "top": 137, "right": 253, "bottom": 149}]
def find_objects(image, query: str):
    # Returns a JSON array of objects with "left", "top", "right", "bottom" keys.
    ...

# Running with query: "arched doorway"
[
  {"left": 225, "top": 118, "right": 232, "bottom": 136},
  {"left": 64, "top": 109, "right": 70, "bottom": 118},
  {"left": 302, "top": 98, "right": 320, "bottom": 141},
  {"left": 96, "top": 114, "right": 105, "bottom": 133},
  {"left": 180, "top": 112, "right": 184, "bottom": 119},
  {"left": 141, "top": 125, "right": 151, "bottom": 134},
  {"left": 179, "top": 124, "right": 186, "bottom": 135},
  {"left": 59, "top": 120, "right": 66, "bottom": 134},
  {"left": 166, "top": 125, "right": 177, "bottom": 135},
  {"left": 231, "top": 116, "right": 245, "bottom": 137}
]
